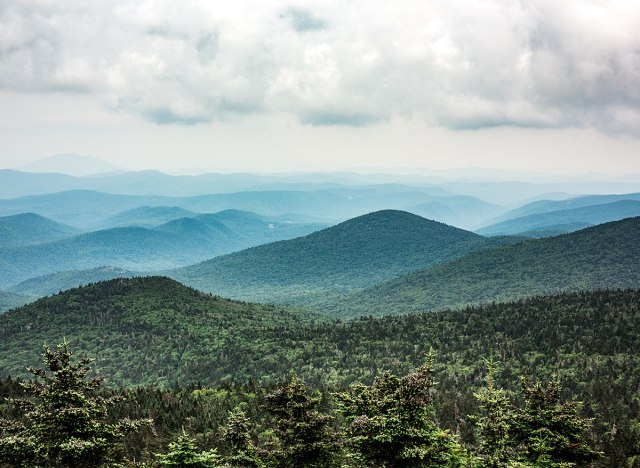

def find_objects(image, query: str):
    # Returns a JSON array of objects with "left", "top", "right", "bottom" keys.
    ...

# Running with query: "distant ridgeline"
[{"left": 0, "top": 277, "right": 638, "bottom": 465}]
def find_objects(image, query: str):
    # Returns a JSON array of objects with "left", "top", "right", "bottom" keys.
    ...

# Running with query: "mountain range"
[
  {"left": 168, "top": 210, "right": 520, "bottom": 304},
  {"left": 331, "top": 216, "right": 640, "bottom": 316},
  {"left": 0, "top": 210, "right": 326, "bottom": 289}
]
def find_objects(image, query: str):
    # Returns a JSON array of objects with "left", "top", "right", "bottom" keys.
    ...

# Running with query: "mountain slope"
[
  {"left": 0, "top": 224, "right": 243, "bottom": 288},
  {"left": 0, "top": 213, "right": 80, "bottom": 248},
  {"left": 333, "top": 217, "right": 640, "bottom": 316},
  {"left": 7, "top": 266, "right": 139, "bottom": 297},
  {"left": 0, "top": 210, "right": 327, "bottom": 289},
  {"left": 0, "top": 291, "right": 34, "bottom": 313},
  {"left": 477, "top": 200, "right": 640, "bottom": 236},
  {"left": 0, "top": 277, "right": 321, "bottom": 386},
  {"left": 488, "top": 192, "right": 640, "bottom": 225},
  {"left": 169, "top": 210, "right": 516, "bottom": 303},
  {"left": 93, "top": 206, "right": 198, "bottom": 229}
]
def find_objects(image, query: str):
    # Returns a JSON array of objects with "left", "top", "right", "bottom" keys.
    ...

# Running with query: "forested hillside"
[
  {"left": 331, "top": 216, "right": 640, "bottom": 316},
  {"left": 0, "top": 278, "right": 638, "bottom": 465},
  {"left": 170, "top": 210, "right": 517, "bottom": 304}
]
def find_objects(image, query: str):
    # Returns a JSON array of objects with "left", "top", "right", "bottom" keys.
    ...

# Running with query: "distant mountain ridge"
[
  {"left": 169, "top": 209, "right": 519, "bottom": 304},
  {"left": 15, "top": 154, "right": 123, "bottom": 176},
  {"left": 0, "top": 210, "right": 326, "bottom": 289},
  {"left": 0, "top": 213, "right": 80, "bottom": 248},
  {"left": 477, "top": 199, "right": 640, "bottom": 236},
  {"left": 329, "top": 216, "right": 640, "bottom": 317}
]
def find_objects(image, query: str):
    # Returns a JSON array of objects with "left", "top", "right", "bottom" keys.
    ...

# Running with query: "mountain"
[
  {"left": 0, "top": 187, "right": 503, "bottom": 230},
  {"left": 7, "top": 266, "right": 139, "bottom": 298},
  {"left": 0, "top": 170, "right": 80, "bottom": 198},
  {"left": 487, "top": 192, "right": 640, "bottom": 225},
  {"left": 0, "top": 213, "right": 80, "bottom": 248},
  {"left": 0, "top": 291, "right": 34, "bottom": 313},
  {"left": 0, "top": 277, "right": 321, "bottom": 386},
  {"left": 0, "top": 226, "right": 240, "bottom": 288},
  {"left": 93, "top": 206, "right": 198, "bottom": 229},
  {"left": 477, "top": 200, "right": 640, "bottom": 236},
  {"left": 0, "top": 210, "right": 326, "bottom": 290},
  {"left": 0, "top": 277, "right": 638, "bottom": 466},
  {"left": 169, "top": 210, "right": 518, "bottom": 304},
  {"left": 331, "top": 217, "right": 640, "bottom": 317},
  {"left": 15, "top": 154, "right": 123, "bottom": 176},
  {"left": 407, "top": 195, "right": 503, "bottom": 230}
]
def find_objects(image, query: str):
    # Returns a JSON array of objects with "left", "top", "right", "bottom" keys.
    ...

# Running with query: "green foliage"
[
  {"left": 0, "top": 340, "right": 149, "bottom": 467},
  {"left": 473, "top": 356, "right": 514, "bottom": 466},
  {"left": 264, "top": 372, "right": 339, "bottom": 467},
  {"left": 336, "top": 216, "right": 640, "bottom": 316},
  {"left": 336, "top": 351, "right": 466, "bottom": 467},
  {"left": 170, "top": 209, "right": 510, "bottom": 305},
  {"left": 221, "top": 406, "right": 262, "bottom": 467},
  {"left": 0, "top": 280, "right": 639, "bottom": 464},
  {"left": 156, "top": 429, "right": 222, "bottom": 467},
  {"left": 512, "top": 377, "right": 602, "bottom": 467}
]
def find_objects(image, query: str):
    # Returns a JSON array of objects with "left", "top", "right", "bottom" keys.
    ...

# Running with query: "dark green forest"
[
  {"left": 328, "top": 216, "right": 640, "bottom": 316},
  {"left": 1, "top": 278, "right": 639, "bottom": 465}
]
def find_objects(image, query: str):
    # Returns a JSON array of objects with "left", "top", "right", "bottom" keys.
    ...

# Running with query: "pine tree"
[
  {"left": 264, "top": 371, "right": 340, "bottom": 467},
  {"left": 221, "top": 406, "right": 262, "bottom": 467},
  {"left": 473, "top": 355, "right": 515, "bottom": 466},
  {"left": 511, "top": 377, "right": 602, "bottom": 467},
  {"left": 156, "top": 429, "right": 222, "bottom": 467},
  {"left": 336, "top": 351, "right": 466, "bottom": 467},
  {"left": 0, "top": 340, "right": 150, "bottom": 467}
]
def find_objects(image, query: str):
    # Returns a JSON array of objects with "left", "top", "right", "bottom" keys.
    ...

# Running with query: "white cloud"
[{"left": 1, "top": 0, "right": 639, "bottom": 134}]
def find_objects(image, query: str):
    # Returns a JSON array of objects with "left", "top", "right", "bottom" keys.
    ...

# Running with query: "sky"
[{"left": 1, "top": 0, "right": 640, "bottom": 176}]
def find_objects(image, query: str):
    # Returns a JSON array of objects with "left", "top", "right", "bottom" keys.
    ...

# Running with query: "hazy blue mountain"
[
  {"left": 169, "top": 210, "right": 518, "bottom": 304},
  {"left": 477, "top": 200, "right": 640, "bottom": 236},
  {"left": 0, "top": 187, "right": 501, "bottom": 229},
  {"left": 0, "top": 209, "right": 327, "bottom": 289},
  {"left": 15, "top": 154, "right": 123, "bottom": 176},
  {"left": 406, "top": 195, "right": 503, "bottom": 230},
  {"left": 0, "top": 213, "right": 80, "bottom": 248},
  {"left": 93, "top": 206, "right": 199, "bottom": 229},
  {"left": 0, "top": 226, "right": 243, "bottom": 288},
  {"left": 330, "top": 217, "right": 640, "bottom": 317},
  {"left": 514, "top": 223, "right": 593, "bottom": 238},
  {"left": 0, "top": 190, "right": 156, "bottom": 228},
  {"left": 0, "top": 170, "right": 80, "bottom": 198},
  {"left": 0, "top": 291, "right": 34, "bottom": 313},
  {"left": 7, "top": 266, "right": 140, "bottom": 298},
  {"left": 487, "top": 192, "right": 640, "bottom": 225}
]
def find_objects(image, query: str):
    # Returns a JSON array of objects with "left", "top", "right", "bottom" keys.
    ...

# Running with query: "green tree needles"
[{"left": 0, "top": 340, "right": 149, "bottom": 467}]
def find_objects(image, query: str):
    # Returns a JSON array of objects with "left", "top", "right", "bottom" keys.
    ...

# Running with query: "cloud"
[{"left": 1, "top": 0, "right": 639, "bottom": 134}]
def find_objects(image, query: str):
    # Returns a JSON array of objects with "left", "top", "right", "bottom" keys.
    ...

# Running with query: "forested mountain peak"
[{"left": 168, "top": 210, "right": 510, "bottom": 303}]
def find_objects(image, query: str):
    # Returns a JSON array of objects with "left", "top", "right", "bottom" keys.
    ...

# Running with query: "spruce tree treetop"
[{"left": 0, "top": 340, "right": 150, "bottom": 467}]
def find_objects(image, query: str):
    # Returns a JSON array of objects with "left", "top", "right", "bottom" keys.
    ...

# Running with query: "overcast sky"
[{"left": 1, "top": 0, "right": 640, "bottom": 175}]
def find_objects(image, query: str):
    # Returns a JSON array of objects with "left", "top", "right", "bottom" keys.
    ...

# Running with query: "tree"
[
  {"left": 511, "top": 377, "right": 602, "bottom": 467},
  {"left": 336, "top": 351, "right": 466, "bottom": 467},
  {"left": 264, "top": 371, "right": 340, "bottom": 467},
  {"left": 156, "top": 429, "right": 222, "bottom": 467},
  {"left": 0, "top": 340, "right": 149, "bottom": 467},
  {"left": 221, "top": 406, "right": 262, "bottom": 467},
  {"left": 473, "top": 355, "right": 515, "bottom": 466}
]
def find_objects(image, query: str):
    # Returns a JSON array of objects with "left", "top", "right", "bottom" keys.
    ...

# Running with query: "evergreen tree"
[
  {"left": 156, "top": 429, "right": 222, "bottom": 467},
  {"left": 473, "top": 355, "right": 515, "bottom": 466},
  {"left": 0, "top": 340, "right": 149, "bottom": 467},
  {"left": 264, "top": 371, "right": 340, "bottom": 467},
  {"left": 221, "top": 406, "right": 262, "bottom": 467},
  {"left": 511, "top": 377, "right": 602, "bottom": 467},
  {"left": 336, "top": 351, "right": 466, "bottom": 467}
]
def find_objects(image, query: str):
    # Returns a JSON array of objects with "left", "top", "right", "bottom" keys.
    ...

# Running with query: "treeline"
[{"left": 0, "top": 343, "right": 611, "bottom": 467}]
